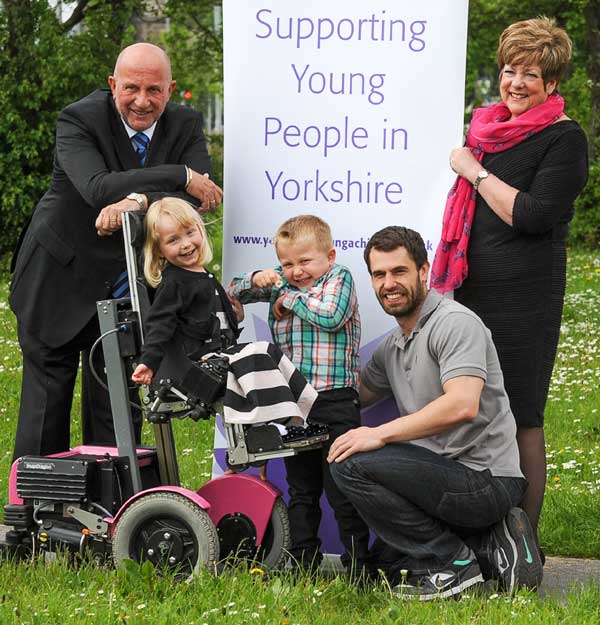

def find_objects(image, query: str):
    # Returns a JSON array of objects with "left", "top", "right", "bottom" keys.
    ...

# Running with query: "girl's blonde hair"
[{"left": 143, "top": 197, "right": 212, "bottom": 287}]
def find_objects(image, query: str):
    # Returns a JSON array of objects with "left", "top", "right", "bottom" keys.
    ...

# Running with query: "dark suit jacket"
[{"left": 9, "top": 89, "right": 212, "bottom": 348}]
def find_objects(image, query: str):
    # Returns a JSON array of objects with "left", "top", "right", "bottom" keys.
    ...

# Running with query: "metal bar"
[
  {"left": 153, "top": 423, "right": 180, "bottom": 485},
  {"left": 97, "top": 299, "right": 142, "bottom": 493},
  {"left": 122, "top": 210, "right": 181, "bottom": 487},
  {"left": 122, "top": 212, "right": 142, "bottom": 339}
]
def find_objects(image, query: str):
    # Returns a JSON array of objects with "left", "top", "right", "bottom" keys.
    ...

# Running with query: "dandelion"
[{"left": 250, "top": 567, "right": 265, "bottom": 576}]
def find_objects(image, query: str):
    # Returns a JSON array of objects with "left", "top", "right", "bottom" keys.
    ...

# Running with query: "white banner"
[
  {"left": 216, "top": 0, "right": 468, "bottom": 554},
  {"left": 222, "top": 0, "right": 467, "bottom": 345}
]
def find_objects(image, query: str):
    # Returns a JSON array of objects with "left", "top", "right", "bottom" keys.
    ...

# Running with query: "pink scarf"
[{"left": 430, "top": 93, "right": 565, "bottom": 293}]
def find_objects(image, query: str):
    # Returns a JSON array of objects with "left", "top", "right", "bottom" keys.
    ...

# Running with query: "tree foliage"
[{"left": 0, "top": 0, "right": 140, "bottom": 257}]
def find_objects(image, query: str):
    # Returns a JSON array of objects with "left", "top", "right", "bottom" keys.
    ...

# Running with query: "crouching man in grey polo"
[{"left": 327, "top": 226, "right": 543, "bottom": 600}]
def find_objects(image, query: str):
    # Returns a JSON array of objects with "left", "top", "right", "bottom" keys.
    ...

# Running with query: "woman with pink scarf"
[{"left": 431, "top": 17, "right": 588, "bottom": 555}]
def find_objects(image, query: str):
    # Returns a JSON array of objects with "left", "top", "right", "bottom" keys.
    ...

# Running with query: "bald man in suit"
[{"left": 10, "top": 43, "right": 222, "bottom": 460}]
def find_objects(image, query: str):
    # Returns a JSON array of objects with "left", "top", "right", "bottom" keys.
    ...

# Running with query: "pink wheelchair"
[{"left": 1, "top": 211, "right": 325, "bottom": 578}]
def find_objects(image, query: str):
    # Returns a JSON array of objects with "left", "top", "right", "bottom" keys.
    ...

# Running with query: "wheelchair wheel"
[
  {"left": 255, "top": 496, "right": 290, "bottom": 570},
  {"left": 112, "top": 492, "right": 219, "bottom": 579},
  {"left": 217, "top": 495, "right": 290, "bottom": 571}
]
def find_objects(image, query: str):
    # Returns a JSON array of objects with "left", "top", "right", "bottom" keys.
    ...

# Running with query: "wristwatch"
[
  {"left": 473, "top": 169, "right": 489, "bottom": 191},
  {"left": 126, "top": 192, "right": 146, "bottom": 210}
]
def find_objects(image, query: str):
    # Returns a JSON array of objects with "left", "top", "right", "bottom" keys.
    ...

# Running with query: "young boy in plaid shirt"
[{"left": 228, "top": 214, "right": 370, "bottom": 575}]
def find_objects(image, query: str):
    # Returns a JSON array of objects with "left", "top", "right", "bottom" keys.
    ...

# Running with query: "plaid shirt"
[{"left": 228, "top": 263, "right": 361, "bottom": 392}]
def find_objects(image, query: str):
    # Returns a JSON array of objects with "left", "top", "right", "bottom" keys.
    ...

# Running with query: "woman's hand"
[
  {"left": 450, "top": 147, "right": 518, "bottom": 225},
  {"left": 449, "top": 147, "right": 480, "bottom": 182}
]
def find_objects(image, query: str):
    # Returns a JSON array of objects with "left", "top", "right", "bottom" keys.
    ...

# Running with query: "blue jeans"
[{"left": 330, "top": 442, "right": 526, "bottom": 573}]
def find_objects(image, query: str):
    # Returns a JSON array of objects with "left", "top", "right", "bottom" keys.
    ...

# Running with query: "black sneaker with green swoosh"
[
  {"left": 485, "top": 507, "right": 543, "bottom": 593},
  {"left": 393, "top": 546, "right": 484, "bottom": 601}
]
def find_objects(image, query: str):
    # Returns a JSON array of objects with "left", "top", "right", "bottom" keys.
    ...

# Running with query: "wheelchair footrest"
[
  {"left": 245, "top": 425, "right": 286, "bottom": 454},
  {"left": 244, "top": 423, "right": 330, "bottom": 453}
]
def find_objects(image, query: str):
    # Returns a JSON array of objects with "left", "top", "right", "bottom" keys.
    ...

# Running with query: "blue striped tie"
[
  {"left": 132, "top": 132, "right": 149, "bottom": 166},
  {"left": 112, "top": 132, "right": 148, "bottom": 298},
  {"left": 112, "top": 270, "right": 129, "bottom": 298}
]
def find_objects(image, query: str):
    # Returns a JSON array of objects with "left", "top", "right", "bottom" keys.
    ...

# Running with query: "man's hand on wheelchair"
[
  {"left": 96, "top": 196, "right": 146, "bottom": 236},
  {"left": 132, "top": 363, "right": 154, "bottom": 386}
]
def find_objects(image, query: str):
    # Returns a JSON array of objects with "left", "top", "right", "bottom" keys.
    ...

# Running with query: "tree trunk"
[
  {"left": 3, "top": 0, "right": 34, "bottom": 58},
  {"left": 584, "top": 0, "right": 600, "bottom": 160}
]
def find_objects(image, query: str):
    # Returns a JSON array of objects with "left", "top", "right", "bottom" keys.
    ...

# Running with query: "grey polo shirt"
[{"left": 362, "top": 289, "right": 523, "bottom": 478}]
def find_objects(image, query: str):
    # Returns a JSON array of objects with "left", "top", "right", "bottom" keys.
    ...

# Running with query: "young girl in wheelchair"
[{"left": 131, "top": 198, "right": 326, "bottom": 445}]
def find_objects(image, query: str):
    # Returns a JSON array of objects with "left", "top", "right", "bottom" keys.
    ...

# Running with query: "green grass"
[
  {"left": 0, "top": 557, "right": 599, "bottom": 625},
  {"left": 539, "top": 249, "right": 600, "bottom": 558},
  {"left": 0, "top": 562, "right": 600, "bottom": 625},
  {"left": 0, "top": 247, "right": 599, "bottom": 623}
]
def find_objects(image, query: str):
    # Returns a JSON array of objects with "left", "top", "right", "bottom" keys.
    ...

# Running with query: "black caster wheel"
[{"left": 217, "top": 496, "right": 290, "bottom": 571}]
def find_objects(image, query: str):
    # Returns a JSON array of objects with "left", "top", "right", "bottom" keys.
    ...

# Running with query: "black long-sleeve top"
[
  {"left": 455, "top": 120, "right": 588, "bottom": 424},
  {"left": 139, "top": 264, "right": 239, "bottom": 373}
]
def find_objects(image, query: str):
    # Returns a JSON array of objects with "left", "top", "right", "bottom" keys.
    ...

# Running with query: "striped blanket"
[{"left": 216, "top": 341, "right": 317, "bottom": 425}]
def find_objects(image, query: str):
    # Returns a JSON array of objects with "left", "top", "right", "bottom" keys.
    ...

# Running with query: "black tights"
[{"left": 516, "top": 426, "right": 546, "bottom": 535}]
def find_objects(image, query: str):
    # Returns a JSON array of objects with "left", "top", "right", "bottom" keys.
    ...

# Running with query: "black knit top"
[
  {"left": 455, "top": 120, "right": 588, "bottom": 426},
  {"left": 140, "top": 264, "right": 239, "bottom": 373}
]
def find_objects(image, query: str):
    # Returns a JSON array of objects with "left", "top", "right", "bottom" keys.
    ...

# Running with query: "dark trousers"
[
  {"left": 13, "top": 314, "right": 141, "bottom": 461},
  {"left": 284, "top": 388, "right": 371, "bottom": 570},
  {"left": 330, "top": 441, "right": 526, "bottom": 577}
]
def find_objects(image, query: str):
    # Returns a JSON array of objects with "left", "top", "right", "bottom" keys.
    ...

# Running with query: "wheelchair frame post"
[
  {"left": 97, "top": 298, "right": 143, "bottom": 493},
  {"left": 122, "top": 210, "right": 180, "bottom": 488},
  {"left": 152, "top": 423, "right": 180, "bottom": 486}
]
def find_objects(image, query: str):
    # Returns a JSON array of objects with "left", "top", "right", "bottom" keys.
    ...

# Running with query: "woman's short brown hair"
[{"left": 496, "top": 16, "right": 572, "bottom": 83}]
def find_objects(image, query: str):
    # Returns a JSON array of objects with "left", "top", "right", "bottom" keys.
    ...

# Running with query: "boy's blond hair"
[
  {"left": 273, "top": 214, "right": 333, "bottom": 254},
  {"left": 143, "top": 197, "right": 213, "bottom": 287}
]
